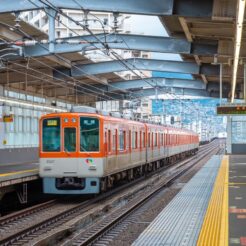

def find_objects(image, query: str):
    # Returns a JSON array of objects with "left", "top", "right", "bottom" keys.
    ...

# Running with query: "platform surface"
[
  {"left": 229, "top": 155, "right": 246, "bottom": 245},
  {"left": 133, "top": 155, "right": 223, "bottom": 246},
  {"left": 133, "top": 154, "right": 246, "bottom": 246},
  {"left": 0, "top": 162, "right": 39, "bottom": 187}
]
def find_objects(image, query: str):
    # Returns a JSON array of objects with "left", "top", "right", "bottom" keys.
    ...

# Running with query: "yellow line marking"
[
  {"left": 0, "top": 169, "right": 39, "bottom": 177},
  {"left": 197, "top": 156, "right": 228, "bottom": 246},
  {"left": 220, "top": 156, "right": 228, "bottom": 246}
]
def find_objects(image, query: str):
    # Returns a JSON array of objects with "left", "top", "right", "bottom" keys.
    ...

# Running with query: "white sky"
[
  {"left": 126, "top": 15, "right": 167, "bottom": 36},
  {"left": 125, "top": 15, "right": 181, "bottom": 61}
]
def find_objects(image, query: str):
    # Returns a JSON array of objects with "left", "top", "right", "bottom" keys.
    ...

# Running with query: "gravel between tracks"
[
  {"left": 0, "top": 141, "right": 221, "bottom": 245},
  {"left": 0, "top": 200, "right": 84, "bottom": 241}
]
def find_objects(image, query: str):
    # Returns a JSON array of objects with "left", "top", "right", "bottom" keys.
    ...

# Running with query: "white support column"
[
  {"left": 226, "top": 116, "right": 232, "bottom": 154},
  {"left": 46, "top": 8, "right": 57, "bottom": 53},
  {"left": 244, "top": 63, "right": 246, "bottom": 102},
  {"left": 0, "top": 85, "right": 4, "bottom": 149},
  {"left": 220, "top": 64, "right": 223, "bottom": 105}
]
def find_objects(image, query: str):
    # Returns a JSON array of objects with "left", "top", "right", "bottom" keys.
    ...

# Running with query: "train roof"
[{"left": 41, "top": 107, "right": 198, "bottom": 136}]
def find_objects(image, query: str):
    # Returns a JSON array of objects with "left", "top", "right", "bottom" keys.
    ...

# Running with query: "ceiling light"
[
  {"left": 0, "top": 96, "right": 67, "bottom": 112},
  {"left": 231, "top": 0, "right": 246, "bottom": 103}
]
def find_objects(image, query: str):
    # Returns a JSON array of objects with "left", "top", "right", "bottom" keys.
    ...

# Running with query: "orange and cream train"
[{"left": 39, "top": 107, "right": 199, "bottom": 194}]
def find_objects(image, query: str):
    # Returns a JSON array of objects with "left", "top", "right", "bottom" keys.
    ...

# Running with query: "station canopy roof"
[{"left": 0, "top": 0, "right": 243, "bottom": 105}]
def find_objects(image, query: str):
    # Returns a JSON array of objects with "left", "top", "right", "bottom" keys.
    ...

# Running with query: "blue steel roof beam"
[
  {"left": 58, "top": 59, "right": 220, "bottom": 78},
  {"left": 90, "top": 78, "right": 206, "bottom": 92},
  {"left": 108, "top": 88, "right": 210, "bottom": 99},
  {"left": 23, "top": 34, "right": 218, "bottom": 57},
  {"left": 78, "top": 87, "right": 209, "bottom": 98},
  {"left": 125, "top": 88, "right": 225, "bottom": 99},
  {"left": 0, "top": 0, "right": 213, "bottom": 17},
  {"left": 97, "top": 82, "right": 229, "bottom": 100}
]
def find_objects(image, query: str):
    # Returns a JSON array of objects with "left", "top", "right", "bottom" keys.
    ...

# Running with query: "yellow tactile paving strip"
[
  {"left": 197, "top": 156, "right": 229, "bottom": 246},
  {"left": 0, "top": 169, "right": 38, "bottom": 177}
]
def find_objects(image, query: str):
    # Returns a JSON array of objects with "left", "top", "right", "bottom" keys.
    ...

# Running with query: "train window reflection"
[
  {"left": 42, "top": 118, "right": 60, "bottom": 152},
  {"left": 80, "top": 117, "right": 99, "bottom": 152},
  {"left": 118, "top": 130, "right": 125, "bottom": 151},
  {"left": 64, "top": 128, "right": 76, "bottom": 152}
]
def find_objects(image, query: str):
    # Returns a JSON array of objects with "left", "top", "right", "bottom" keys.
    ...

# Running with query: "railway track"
[
  {"left": 61, "top": 141, "right": 221, "bottom": 246},
  {"left": 0, "top": 140, "right": 220, "bottom": 246}
]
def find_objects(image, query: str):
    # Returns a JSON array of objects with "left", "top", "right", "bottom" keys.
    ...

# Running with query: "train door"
[
  {"left": 62, "top": 116, "right": 79, "bottom": 174},
  {"left": 107, "top": 129, "right": 111, "bottom": 155}
]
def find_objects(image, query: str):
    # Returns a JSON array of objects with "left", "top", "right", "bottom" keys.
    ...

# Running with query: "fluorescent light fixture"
[
  {"left": 0, "top": 96, "right": 67, "bottom": 112},
  {"left": 231, "top": 0, "right": 246, "bottom": 103}
]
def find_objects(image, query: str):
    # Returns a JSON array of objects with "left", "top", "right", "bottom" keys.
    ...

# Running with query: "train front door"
[{"left": 62, "top": 116, "right": 79, "bottom": 174}]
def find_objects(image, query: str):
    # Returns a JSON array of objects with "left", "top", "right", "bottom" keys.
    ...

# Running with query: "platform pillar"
[
  {"left": 0, "top": 85, "right": 4, "bottom": 149},
  {"left": 226, "top": 116, "right": 232, "bottom": 154},
  {"left": 46, "top": 8, "right": 57, "bottom": 53}
]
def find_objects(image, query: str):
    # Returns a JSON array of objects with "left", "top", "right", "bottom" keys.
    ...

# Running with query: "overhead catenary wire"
[
  {"left": 58, "top": 0, "right": 202, "bottom": 115},
  {"left": 6, "top": 59, "right": 121, "bottom": 103},
  {"left": 38, "top": 0, "right": 201, "bottom": 117},
  {"left": 0, "top": 22, "right": 129, "bottom": 102},
  {"left": 26, "top": 0, "right": 136, "bottom": 96},
  {"left": 4, "top": 1, "right": 202, "bottom": 125},
  {"left": 28, "top": 0, "right": 199, "bottom": 113}
]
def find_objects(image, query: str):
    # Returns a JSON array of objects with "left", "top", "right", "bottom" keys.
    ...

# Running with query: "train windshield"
[
  {"left": 64, "top": 128, "right": 76, "bottom": 152},
  {"left": 80, "top": 117, "right": 99, "bottom": 152},
  {"left": 42, "top": 118, "right": 61, "bottom": 152}
]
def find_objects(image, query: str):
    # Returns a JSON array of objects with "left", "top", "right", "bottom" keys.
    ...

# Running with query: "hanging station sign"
[
  {"left": 3, "top": 115, "right": 14, "bottom": 122},
  {"left": 217, "top": 105, "right": 246, "bottom": 115}
]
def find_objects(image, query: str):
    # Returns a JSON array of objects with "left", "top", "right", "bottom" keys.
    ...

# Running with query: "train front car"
[{"left": 39, "top": 112, "right": 104, "bottom": 194}]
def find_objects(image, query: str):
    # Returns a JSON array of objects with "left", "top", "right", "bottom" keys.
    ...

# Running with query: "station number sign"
[{"left": 217, "top": 106, "right": 246, "bottom": 115}]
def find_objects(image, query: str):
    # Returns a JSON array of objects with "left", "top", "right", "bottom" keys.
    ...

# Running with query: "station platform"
[
  {"left": 0, "top": 162, "right": 39, "bottom": 188},
  {"left": 133, "top": 154, "right": 246, "bottom": 246}
]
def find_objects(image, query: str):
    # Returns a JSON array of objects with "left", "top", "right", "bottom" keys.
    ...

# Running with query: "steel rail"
[
  {"left": 0, "top": 141, "right": 218, "bottom": 246},
  {"left": 65, "top": 143, "right": 220, "bottom": 245}
]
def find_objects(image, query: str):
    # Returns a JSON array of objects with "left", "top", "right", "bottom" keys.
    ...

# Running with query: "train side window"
[
  {"left": 112, "top": 131, "right": 116, "bottom": 151},
  {"left": 129, "top": 130, "right": 131, "bottom": 150},
  {"left": 148, "top": 132, "right": 151, "bottom": 147},
  {"left": 140, "top": 131, "right": 142, "bottom": 149},
  {"left": 108, "top": 130, "right": 111, "bottom": 152},
  {"left": 155, "top": 133, "right": 158, "bottom": 147},
  {"left": 132, "top": 131, "right": 138, "bottom": 149},
  {"left": 118, "top": 130, "right": 125, "bottom": 151},
  {"left": 152, "top": 132, "right": 154, "bottom": 147},
  {"left": 161, "top": 133, "right": 163, "bottom": 146},
  {"left": 143, "top": 132, "right": 146, "bottom": 148},
  {"left": 132, "top": 131, "right": 136, "bottom": 149}
]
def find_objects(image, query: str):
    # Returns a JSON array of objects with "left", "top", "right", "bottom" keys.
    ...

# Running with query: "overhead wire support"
[
  {"left": 36, "top": 0, "right": 198, "bottom": 110},
  {"left": 25, "top": 0, "right": 130, "bottom": 97},
  {"left": 15, "top": 0, "right": 200, "bottom": 121}
]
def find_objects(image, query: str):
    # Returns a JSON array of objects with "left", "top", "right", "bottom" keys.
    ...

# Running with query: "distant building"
[{"left": 21, "top": 10, "right": 151, "bottom": 80}]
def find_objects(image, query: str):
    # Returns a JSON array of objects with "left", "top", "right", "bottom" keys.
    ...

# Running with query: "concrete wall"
[
  {"left": 0, "top": 147, "right": 38, "bottom": 165},
  {"left": 231, "top": 144, "right": 246, "bottom": 154}
]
